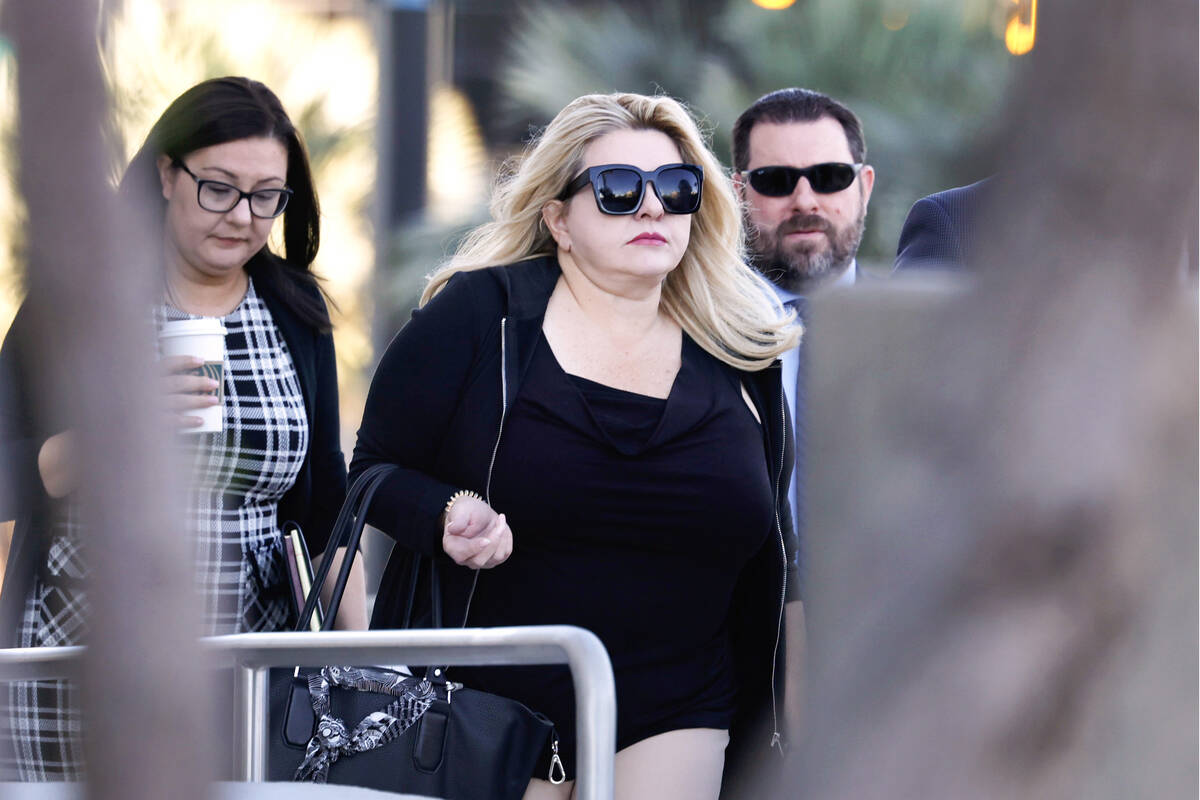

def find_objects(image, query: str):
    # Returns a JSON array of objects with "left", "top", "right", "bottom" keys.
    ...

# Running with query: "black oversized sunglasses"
[
  {"left": 560, "top": 163, "right": 704, "bottom": 215},
  {"left": 741, "top": 162, "right": 864, "bottom": 197}
]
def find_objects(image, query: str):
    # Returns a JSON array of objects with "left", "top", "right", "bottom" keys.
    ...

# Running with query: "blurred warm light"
[
  {"left": 751, "top": 0, "right": 796, "bottom": 9},
  {"left": 1005, "top": 0, "right": 1037, "bottom": 55},
  {"left": 882, "top": 8, "right": 910, "bottom": 31},
  {"left": 426, "top": 84, "right": 488, "bottom": 225},
  {"left": 0, "top": 54, "right": 20, "bottom": 336}
]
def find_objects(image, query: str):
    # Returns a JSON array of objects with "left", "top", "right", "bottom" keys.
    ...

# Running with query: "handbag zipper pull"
[{"left": 548, "top": 735, "right": 566, "bottom": 785}]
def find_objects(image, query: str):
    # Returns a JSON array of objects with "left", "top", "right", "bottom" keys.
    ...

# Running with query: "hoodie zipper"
[
  {"left": 462, "top": 317, "right": 509, "bottom": 627},
  {"left": 485, "top": 316, "right": 509, "bottom": 505},
  {"left": 493, "top": 315, "right": 564, "bottom": 781},
  {"left": 768, "top": 375, "right": 788, "bottom": 755}
]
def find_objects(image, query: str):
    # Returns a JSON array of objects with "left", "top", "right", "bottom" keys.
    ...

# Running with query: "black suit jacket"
[{"left": 894, "top": 178, "right": 991, "bottom": 271}]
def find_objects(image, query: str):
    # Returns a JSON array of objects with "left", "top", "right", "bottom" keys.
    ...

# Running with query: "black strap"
[
  {"left": 398, "top": 551, "right": 479, "bottom": 633},
  {"left": 399, "top": 550, "right": 421, "bottom": 630},
  {"left": 299, "top": 463, "right": 482, "bottom": 647},
  {"left": 430, "top": 558, "right": 443, "bottom": 629},
  {"left": 396, "top": 554, "right": 443, "bottom": 631},
  {"left": 415, "top": 541, "right": 487, "bottom": 681},
  {"left": 296, "top": 462, "right": 395, "bottom": 632}
]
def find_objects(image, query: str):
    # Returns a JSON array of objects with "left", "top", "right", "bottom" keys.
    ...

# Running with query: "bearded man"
[
  {"left": 727, "top": 89, "right": 874, "bottom": 776},
  {"left": 733, "top": 88, "right": 874, "bottom": 295}
]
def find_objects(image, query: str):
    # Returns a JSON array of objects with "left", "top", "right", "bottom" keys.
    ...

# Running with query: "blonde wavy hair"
[{"left": 421, "top": 92, "right": 799, "bottom": 371}]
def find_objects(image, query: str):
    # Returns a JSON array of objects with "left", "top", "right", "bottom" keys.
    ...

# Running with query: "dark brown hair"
[
  {"left": 120, "top": 77, "right": 329, "bottom": 330},
  {"left": 731, "top": 87, "right": 867, "bottom": 172}
]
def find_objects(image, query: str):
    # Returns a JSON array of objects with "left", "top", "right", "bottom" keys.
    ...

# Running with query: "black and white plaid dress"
[{"left": 5, "top": 278, "right": 309, "bottom": 779}]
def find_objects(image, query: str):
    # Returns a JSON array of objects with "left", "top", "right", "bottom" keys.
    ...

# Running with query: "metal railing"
[{"left": 0, "top": 625, "right": 616, "bottom": 800}]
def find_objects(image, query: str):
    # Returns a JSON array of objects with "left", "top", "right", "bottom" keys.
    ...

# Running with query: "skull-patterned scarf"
[{"left": 293, "top": 666, "right": 437, "bottom": 783}]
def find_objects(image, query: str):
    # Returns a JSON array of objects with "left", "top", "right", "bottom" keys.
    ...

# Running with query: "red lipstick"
[{"left": 628, "top": 232, "right": 667, "bottom": 245}]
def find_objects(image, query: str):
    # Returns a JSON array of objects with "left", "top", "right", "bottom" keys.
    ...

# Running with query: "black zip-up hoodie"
[{"left": 351, "top": 255, "right": 799, "bottom": 793}]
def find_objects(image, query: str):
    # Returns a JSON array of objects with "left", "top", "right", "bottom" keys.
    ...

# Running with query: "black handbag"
[{"left": 267, "top": 464, "right": 565, "bottom": 798}]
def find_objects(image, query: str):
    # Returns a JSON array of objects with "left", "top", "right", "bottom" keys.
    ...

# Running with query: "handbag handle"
[
  {"left": 295, "top": 462, "right": 396, "bottom": 632},
  {"left": 396, "top": 552, "right": 444, "bottom": 631},
  {"left": 399, "top": 550, "right": 480, "bottom": 633},
  {"left": 300, "top": 462, "right": 482, "bottom": 638},
  {"left": 406, "top": 544, "right": 483, "bottom": 682}
]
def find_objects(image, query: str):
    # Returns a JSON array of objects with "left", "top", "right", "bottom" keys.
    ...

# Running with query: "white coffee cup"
[{"left": 158, "top": 318, "right": 227, "bottom": 434}]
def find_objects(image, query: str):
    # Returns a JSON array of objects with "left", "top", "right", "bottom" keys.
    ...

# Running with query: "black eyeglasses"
[
  {"left": 560, "top": 163, "right": 704, "bottom": 215},
  {"left": 740, "top": 163, "right": 864, "bottom": 197},
  {"left": 173, "top": 160, "right": 293, "bottom": 219}
]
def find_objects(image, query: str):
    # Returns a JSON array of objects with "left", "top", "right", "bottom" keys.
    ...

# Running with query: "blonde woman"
[{"left": 351, "top": 92, "right": 801, "bottom": 799}]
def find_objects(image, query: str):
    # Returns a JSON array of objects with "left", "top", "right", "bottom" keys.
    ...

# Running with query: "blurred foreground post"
[
  {"left": 796, "top": 0, "right": 1197, "bottom": 798},
  {"left": 2, "top": 0, "right": 210, "bottom": 797}
]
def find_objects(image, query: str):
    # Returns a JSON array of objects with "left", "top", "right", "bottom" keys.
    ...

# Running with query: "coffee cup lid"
[{"left": 158, "top": 318, "right": 227, "bottom": 338}]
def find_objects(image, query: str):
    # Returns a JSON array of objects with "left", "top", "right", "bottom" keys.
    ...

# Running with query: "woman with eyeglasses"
[
  {"left": 351, "top": 93, "right": 800, "bottom": 799},
  {"left": 0, "top": 77, "right": 361, "bottom": 779}
]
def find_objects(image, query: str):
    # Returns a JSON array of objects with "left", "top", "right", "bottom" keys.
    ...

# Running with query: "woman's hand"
[
  {"left": 441, "top": 495, "right": 513, "bottom": 569},
  {"left": 160, "top": 355, "right": 220, "bottom": 429}
]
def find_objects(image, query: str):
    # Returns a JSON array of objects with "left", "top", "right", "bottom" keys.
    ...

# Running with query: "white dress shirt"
[{"left": 772, "top": 261, "right": 857, "bottom": 521}]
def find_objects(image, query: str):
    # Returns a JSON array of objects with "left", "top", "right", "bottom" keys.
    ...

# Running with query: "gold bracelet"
[{"left": 444, "top": 489, "right": 483, "bottom": 518}]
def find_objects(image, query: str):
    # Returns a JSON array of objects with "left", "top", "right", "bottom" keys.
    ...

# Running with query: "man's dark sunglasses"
[
  {"left": 741, "top": 162, "right": 864, "bottom": 197},
  {"left": 560, "top": 163, "right": 704, "bottom": 215}
]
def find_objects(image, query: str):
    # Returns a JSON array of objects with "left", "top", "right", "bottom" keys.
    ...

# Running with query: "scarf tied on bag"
[{"left": 294, "top": 666, "right": 437, "bottom": 782}]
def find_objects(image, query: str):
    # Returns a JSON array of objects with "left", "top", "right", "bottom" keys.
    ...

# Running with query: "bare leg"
[
  {"left": 523, "top": 776, "right": 574, "bottom": 800},
  {"left": 613, "top": 728, "right": 729, "bottom": 800},
  {"left": 523, "top": 727, "right": 729, "bottom": 800}
]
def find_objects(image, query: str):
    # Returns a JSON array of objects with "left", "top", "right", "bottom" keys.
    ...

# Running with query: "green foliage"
[
  {"left": 500, "top": 3, "right": 731, "bottom": 131},
  {"left": 498, "top": 0, "right": 1013, "bottom": 266},
  {"left": 381, "top": 212, "right": 488, "bottom": 334}
]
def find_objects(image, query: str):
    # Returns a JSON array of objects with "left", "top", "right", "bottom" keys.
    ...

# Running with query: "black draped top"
[{"left": 453, "top": 331, "right": 773, "bottom": 779}]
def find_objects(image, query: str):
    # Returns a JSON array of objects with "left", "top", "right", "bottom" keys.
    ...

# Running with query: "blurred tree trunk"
[
  {"left": 2, "top": 0, "right": 211, "bottom": 797},
  {"left": 793, "top": 0, "right": 1197, "bottom": 798}
]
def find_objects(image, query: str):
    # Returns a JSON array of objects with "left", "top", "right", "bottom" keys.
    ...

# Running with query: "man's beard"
[{"left": 747, "top": 209, "right": 866, "bottom": 294}]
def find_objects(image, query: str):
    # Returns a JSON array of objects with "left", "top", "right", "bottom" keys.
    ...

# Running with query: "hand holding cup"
[
  {"left": 159, "top": 355, "right": 221, "bottom": 430},
  {"left": 157, "top": 318, "right": 226, "bottom": 433}
]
